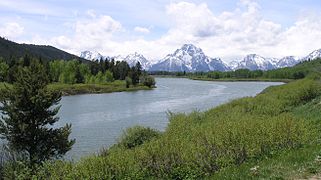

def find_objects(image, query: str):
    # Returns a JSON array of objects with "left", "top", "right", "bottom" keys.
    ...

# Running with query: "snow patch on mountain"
[
  {"left": 233, "top": 54, "right": 276, "bottom": 71},
  {"left": 277, "top": 56, "right": 300, "bottom": 68},
  {"left": 80, "top": 51, "right": 150, "bottom": 69},
  {"left": 122, "top": 52, "right": 151, "bottom": 69},
  {"left": 80, "top": 51, "right": 105, "bottom": 61},
  {"left": 302, "top": 49, "right": 321, "bottom": 61}
]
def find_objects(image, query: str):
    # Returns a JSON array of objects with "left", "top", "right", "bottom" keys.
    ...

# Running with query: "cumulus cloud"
[
  {"left": 276, "top": 14, "right": 321, "bottom": 57},
  {"left": 51, "top": 15, "right": 122, "bottom": 54},
  {"left": 162, "top": 0, "right": 285, "bottom": 60},
  {"left": 0, "top": 22, "right": 24, "bottom": 39},
  {"left": 134, "top": 26, "right": 150, "bottom": 34},
  {"left": 47, "top": 0, "right": 321, "bottom": 62},
  {"left": 154, "top": 0, "right": 321, "bottom": 61}
]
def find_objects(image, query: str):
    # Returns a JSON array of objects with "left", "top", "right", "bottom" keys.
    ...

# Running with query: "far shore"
[
  {"left": 152, "top": 75, "right": 292, "bottom": 83},
  {"left": 0, "top": 82, "right": 154, "bottom": 96}
]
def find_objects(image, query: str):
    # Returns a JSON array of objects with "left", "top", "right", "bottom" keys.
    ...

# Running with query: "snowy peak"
[
  {"left": 79, "top": 51, "right": 150, "bottom": 69},
  {"left": 232, "top": 54, "right": 301, "bottom": 70},
  {"left": 179, "top": 44, "right": 203, "bottom": 55},
  {"left": 150, "top": 44, "right": 230, "bottom": 72},
  {"left": 303, "top": 49, "right": 321, "bottom": 61},
  {"left": 123, "top": 52, "right": 150, "bottom": 69},
  {"left": 80, "top": 51, "right": 105, "bottom": 61},
  {"left": 236, "top": 54, "right": 275, "bottom": 71},
  {"left": 277, "top": 56, "right": 299, "bottom": 68}
]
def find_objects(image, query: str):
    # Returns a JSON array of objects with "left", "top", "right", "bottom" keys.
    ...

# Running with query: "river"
[{"left": 56, "top": 78, "right": 283, "bottom": 159}]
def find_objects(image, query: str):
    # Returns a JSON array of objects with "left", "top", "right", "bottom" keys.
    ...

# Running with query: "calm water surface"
[{"left": 56, "top": 78, "right": 283, "bottom": 159}]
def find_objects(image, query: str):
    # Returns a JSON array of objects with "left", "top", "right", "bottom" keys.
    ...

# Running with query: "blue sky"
[{"left": 0, "top": 0, "right": 321, "bottom": 62}]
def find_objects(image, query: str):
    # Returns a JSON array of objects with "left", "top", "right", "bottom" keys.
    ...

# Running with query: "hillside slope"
[{"left": 0, "top": 37, "right": 87, "bottom": 62}]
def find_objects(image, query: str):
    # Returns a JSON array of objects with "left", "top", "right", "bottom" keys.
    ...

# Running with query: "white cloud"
[
  {"left": 161, "top": 0, "right": 285, "bottom": 61},
  {"left": 45, "top": 1, "right": 321, "bottom": 63},
  {"left": 0, "top": 22, "right": 24, "bottom": 39},
  {"left": 134, "top": 26, "right": 150, "bottom": 34},
  {"left": 51, "top": 15, "right": 122, "bottom": 54},
  {"left": 276, "top": 14, "right": 321, "bottom": 57}
]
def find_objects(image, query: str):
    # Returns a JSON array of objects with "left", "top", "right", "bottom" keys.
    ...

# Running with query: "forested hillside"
[{"left": 0, "top": 37, "right": 87, "bottom": 62}]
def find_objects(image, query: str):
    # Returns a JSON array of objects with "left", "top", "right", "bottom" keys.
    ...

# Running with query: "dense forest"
[{"left": 0, "top": 55, "right": 155, "bottom": 88}]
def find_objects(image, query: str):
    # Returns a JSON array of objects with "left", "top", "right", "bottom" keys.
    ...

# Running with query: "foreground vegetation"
[{"left": 1, "top": 58, "right": 321, "bottom": 179}]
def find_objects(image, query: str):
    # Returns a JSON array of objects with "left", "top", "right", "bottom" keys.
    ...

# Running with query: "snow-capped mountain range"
[{"left": 80, "top": 45, "right": 321, "bottom": 72}]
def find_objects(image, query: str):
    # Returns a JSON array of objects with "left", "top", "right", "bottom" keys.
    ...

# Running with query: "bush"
[
  {"left": 140, "top": 75, "right": 156, "bottom": 88},
  {"left": 125, "top": 77, "right": 132, "bottom": 88},
  {"left": 118, "top": 126, "right": 161, "bottom": 149}
]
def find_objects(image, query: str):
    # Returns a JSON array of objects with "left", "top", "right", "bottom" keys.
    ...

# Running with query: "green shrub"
[
  {"left": 140, "top": 75, "right": 156, "bottom": 88},
  {"left": 125, "top": 77, "right": 132, "bottom": 88},
  {"left": 118, "top": 126, "right": 161, "bottom": 149}
]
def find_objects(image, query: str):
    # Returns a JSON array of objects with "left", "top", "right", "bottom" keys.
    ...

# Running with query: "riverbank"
[
  {"left": 190, "top": 77, "right": 293, "bottom": 83},
  {"left": 152, "top": 75, "right": 292, "bottom": 83},
  {"left": 0, "top": 81, "right": 154, "bottom": 96},
  {"left": 48, "top": 82, "right": 153, "bottom": 96}
]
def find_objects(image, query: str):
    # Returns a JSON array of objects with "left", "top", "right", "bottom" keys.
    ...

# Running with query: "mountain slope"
[
  {"left": 80, "top": 51, "right": 105, "bottom": 61},
  {"left": 234, "top": 54, "right": 276, "bottom": 71},
  {"left": 231, "top": 54, "right": 302, "bottom": 70},
  {"left": 149, "top": 44, "right": 230, "bottom": 72},
  {"left": 122, "top": 52, "right": 151, "bottom": 69},
  {"left": 302, "top": 49, "right": 321, "bottom": 61},
  {"left": 277, "top": 56, "right": 299, "bottom": 68},
  {"left": 80, "top": 51, "right": 151, "bottom": 69},
  {"left": 0, "top": 37, "right": 86, "bottom": 62}
]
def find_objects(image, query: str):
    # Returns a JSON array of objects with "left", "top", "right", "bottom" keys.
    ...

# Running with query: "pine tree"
[
  {"left": 75, "top": 66, "right": 84, "bottom": 83},
  {"left": 0, "top": 60, "right": 75, "bottom": 166},
  {"left": 135, "top": 62, "right": 142, "bottom": 77},
  {"left": 130, "top": 62, "right": 142, "bottom": 85}
]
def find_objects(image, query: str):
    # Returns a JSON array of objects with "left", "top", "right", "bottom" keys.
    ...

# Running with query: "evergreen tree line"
[{"left": 0, "top": 55, "right": 155, "bottom": 87}]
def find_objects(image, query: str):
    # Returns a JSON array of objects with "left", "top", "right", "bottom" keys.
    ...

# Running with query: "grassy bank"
[
  {"left": 190, "top": 77, "right": 293, "bottom": 83},
  {"left": 48, "top": 81, "right": 152, "bottom": 96},
  {"left": 0, "top": 81, "right": 153, "bottom": 96},
  {"left": 4, "top": 74, "right": 321, "bottom": 179}
]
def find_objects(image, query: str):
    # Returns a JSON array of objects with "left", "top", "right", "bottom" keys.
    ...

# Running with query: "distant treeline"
[
  {"left": 149, "top": 58, "right": 321, "bottom": 80},
  {"left": 0, "top": 55, "right": 155, "bottom": 87}
]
